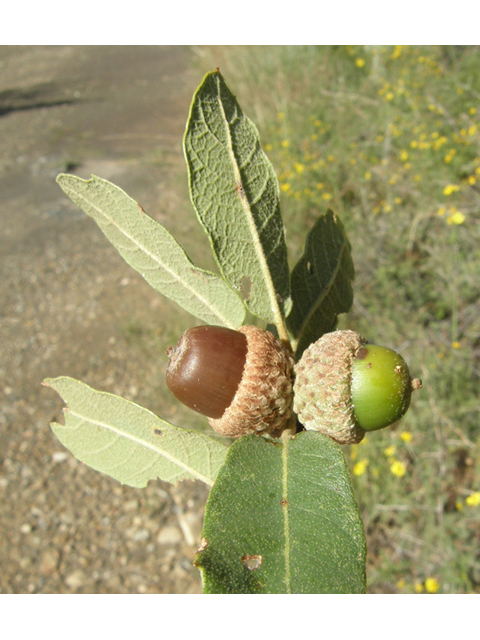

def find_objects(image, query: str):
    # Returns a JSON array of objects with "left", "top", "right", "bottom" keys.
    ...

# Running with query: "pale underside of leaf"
[
  {"left": 43, "top": 377, "right": 228, "bottom": 488},
  {"left": 196, "top": 432, "right": 366, "bottom": 594},
  {"left": 56, "top": 173, "right": 245, "bottom": 329},
  {"left": 184, "top": 71, "right": 291, "bottom": 331},
  {"left": 287, "top": 211, "right": 354, "bottom": 359}
]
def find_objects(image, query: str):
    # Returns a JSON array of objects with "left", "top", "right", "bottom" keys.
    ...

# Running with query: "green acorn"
[{"left": 293, "top": 330, "right": 422, "bottom": 444}]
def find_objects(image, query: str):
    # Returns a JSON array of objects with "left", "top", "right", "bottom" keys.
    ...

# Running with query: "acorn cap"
[
  {"left": 208, "top": 325, "right": 295, "bottom": 438},
  {"left": 293, "top": 330, "right": 367, "bottom": 444}
]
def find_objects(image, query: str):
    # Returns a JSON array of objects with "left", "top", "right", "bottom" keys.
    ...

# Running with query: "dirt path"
[{"left": 0, "top": 45, "right": 213, "bottom": 593}]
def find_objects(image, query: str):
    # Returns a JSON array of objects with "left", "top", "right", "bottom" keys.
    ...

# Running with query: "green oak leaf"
[
  {"left": 184, "top": 71, "right": 291, "bottom": 328},
  {"left": 287, "top": 211, "right": 354, "bottom": 359},
  {"left": 195, "top": 431, "right": 366, "bottom": 593}
]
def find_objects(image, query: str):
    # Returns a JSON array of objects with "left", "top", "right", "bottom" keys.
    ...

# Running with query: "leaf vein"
[{"left": 68, "top": 409, "right": 214, "bottom": 486}]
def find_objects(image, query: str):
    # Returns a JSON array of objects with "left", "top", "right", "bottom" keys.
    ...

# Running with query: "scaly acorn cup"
[
  {"left": 293, "top": 330, "right": 422, "bottom": 444},
  {"left": 166, "top": 325, "right": 295, "bottom": 438}
]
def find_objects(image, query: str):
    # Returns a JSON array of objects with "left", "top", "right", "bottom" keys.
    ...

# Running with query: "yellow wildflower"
[
  {"left": 353, "top": 459, "right": 368, "bottom": 476},
  {"left": 316, "top": 182, "right": 324, "bottom": 190},
  {"left": 400, "top": 150, "right": 409, "bottom": 162},
  {"left": 425, "top": 578, "right": 439, "bottom": 594},
  {"left": 322, "top": 193, "right": 333, "bottom": 201},
  {"left": 447, "top": 211, "right": 465, "bottom": 225},
  {"left": 443, "top": 184, "right": 459, "bottom": 196},
  {"left": 468, "top": 125, "right": 477, "bottom": 136},
  {"left": 391, "top": 45, "right": 403, "bottom": 60},
  {"left": 390, "top": 460, "right": 407, "bottom": 478},
  {"left": 469, "top": 107, "right": 477, "bottom": 115},
  {"left": 465, "top": 492, "right": 480, "bottom": 507},
  {"left": 396, "top": 579, "right": 406, "bottom": 589},
  {"left": 281, "top": 140, "right": 289, "bottom": 148},
  {"left": 277, "top": 112, "right": 285, "bottom": 121},
  {"left": 280, "top": 183, "right": 291, "bottom": 192},
  {"left": 384, "top": 445, "right": 396, "bottom": 457},
  {"left": 385, "top": 92, "right": 394, "bottom": 101},
  {"left": 456, "top": 501, "right": 463, "bottom": 511},
  {"left": 468, "top": 175, "right": 476, "bottom": 185},
  {"left": 355, "top": 58, "right": 365, "bottom": 68},
  {"left": 364, "top": 171, "right": 372, "bottom": 180},
  {"left": 414, "top": 582, "right": 424, "bottom": 593},
  {"left": 451, "top": 341, "right": 460, "bottom": 349},
  {"left": 293, "top": 162, "right": 305, "bottom": 174},
  {"left": 400, "top": 431, "right": 413, "bottom": 443},
  {"left": 433, "top": 136, "right": 447, "bottom": 150},
  {"left": 327, "top": 154, "right": 335, "bottom": 162}
]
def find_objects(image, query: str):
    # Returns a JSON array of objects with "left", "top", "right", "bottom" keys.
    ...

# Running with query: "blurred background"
[{"left": 1, "top": 45, "right": 479, "bottom": 593}]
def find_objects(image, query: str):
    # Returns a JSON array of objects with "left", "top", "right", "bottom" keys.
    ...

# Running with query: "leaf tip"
[
  {"left": 41, "top": 375, "right": 73, "bottom": 397},
  {"left": 56, "top": 173, "right": 73, "bottom": 189},
  {"left": 41, "top": 377, "right": 55, "bottom": 389}
]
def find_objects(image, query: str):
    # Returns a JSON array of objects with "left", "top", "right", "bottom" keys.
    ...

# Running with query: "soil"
[{"left": 0, "top": 45, "right": 215, "bottom": 593}]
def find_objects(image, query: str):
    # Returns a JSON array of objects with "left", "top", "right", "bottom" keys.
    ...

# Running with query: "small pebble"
[
  {"left": 65, "top": 570, "right": 87, "bottom": 589},
  {"left": 52, "top": 451, "right": 69, "bottom": 463}
]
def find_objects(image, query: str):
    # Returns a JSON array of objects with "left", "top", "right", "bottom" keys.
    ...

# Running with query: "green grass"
[{"left": 196, "top": 45, "right": 480, "bottom": 593}]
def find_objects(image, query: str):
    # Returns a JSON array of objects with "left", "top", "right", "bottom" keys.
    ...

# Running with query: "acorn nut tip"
[
  {"left": 293, "top": 330, "right": 422, "bottom": 444},
  {"left": 166, "top": 325, "right": 295, "bottom": 438}
]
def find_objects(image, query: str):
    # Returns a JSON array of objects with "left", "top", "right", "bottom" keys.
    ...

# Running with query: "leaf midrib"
[
  {"left": 66, "top": 409, "right": 215, "bottom": 486},
  {"left": 213, "top": 75, "right": 286, "bottom": 335},
  {"left": 281, "top": 432, "right": 292, "bottom": 594}
]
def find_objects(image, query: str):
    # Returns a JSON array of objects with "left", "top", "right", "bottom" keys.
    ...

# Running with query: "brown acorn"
[
  {"left": 166, "top": 325, "right": 294, "bottom": 437},
  {"left": 293, "top": 330, "right": 422, "bottom": 444}
]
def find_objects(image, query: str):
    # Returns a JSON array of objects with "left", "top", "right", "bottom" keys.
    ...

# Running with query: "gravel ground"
[{"left": 0, "top": 45, "right": 215, "bottom": 593}]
